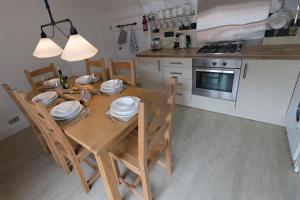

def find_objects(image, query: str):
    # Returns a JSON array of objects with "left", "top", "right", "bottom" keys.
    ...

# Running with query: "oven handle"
[{"left": 195, "top": 69, "right": 235, "bottom": 74}]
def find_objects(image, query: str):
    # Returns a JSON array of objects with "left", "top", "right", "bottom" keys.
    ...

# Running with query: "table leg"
[{"left": 95, "top": 149, "right": 122, "bottom": 200}]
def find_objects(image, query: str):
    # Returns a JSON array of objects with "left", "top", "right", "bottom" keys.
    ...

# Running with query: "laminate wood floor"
[{"left": 1, "top": 106, "right": 300, "bottom": 200}]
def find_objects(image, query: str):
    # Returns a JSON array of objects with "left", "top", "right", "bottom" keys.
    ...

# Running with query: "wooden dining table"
[
  {"left": 27, "top": 77, "right": 159, "bottom": 199},
  {"left": 60, "top": 86, "right": 158, "bottom": 200}
]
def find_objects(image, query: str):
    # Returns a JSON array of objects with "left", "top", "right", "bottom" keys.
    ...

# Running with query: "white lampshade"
[
  {"left": 60, "top": 34, "right": 98, "bottom": 62},
  {"left": 33, "top": 37, "right": 63, "bottom": 58}
]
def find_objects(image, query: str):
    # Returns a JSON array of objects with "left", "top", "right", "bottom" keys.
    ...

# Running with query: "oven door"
[{"left": 192, "top": 67, "right": 240, "bottom": 101}]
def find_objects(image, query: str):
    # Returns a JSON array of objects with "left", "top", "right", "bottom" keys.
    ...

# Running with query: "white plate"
[
  {"left": 111, "top": 96, "right": 140, "bottom": 110},
  {"left": 54, "top": 105, "right": 83, "bottom": 121},
  {"left": 32, "top": 91, "right": 58, "bottom": 105},
  {"left": 110, "top": 96, "right": 140, "bottom": 116},
  {"left": 101, "top": 79, "right": 123, "bottom": 89},
  {"left": 45, "top": 78, "right": 60, "bottom": 87},
  {"left": 110, "top": 107, "right": 138, "bottom": 116},
  {"left": 109, "top": 109, "right": 138, "bottom": 121},
  {"left": 50, "top": 101, "right": 81, "bottom": 118},
  {"left": 75, "top": 75, "right": 93, "bottom": 84}
]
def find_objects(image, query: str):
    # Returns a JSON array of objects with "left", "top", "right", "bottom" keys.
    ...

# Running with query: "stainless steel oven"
[{"left": 192, "top": 58, "right": 242, "bottom": 101}]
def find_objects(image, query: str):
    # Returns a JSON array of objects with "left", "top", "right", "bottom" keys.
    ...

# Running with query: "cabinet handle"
[
  {"left": 176, "top": 93, "right": 183, "bottom": 96},
  {"left": 243, "top": 63, "right": 248, "bottom": 79},
  {"left": 170, "top": 62, "right": 183, "bottom": 65},
  {"left": 170, "top": 72, "right": 183, "bottom": 75},
  {"left": 177, "top": 83, "right": 183, "bottom": 86},
  {"left": 157, "top": 60, "right": 161, "bottom": 71}
]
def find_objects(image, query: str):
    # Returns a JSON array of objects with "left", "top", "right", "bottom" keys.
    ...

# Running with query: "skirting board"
[{"left": 0, "top": 119, "right": 29, "bottom": 141}]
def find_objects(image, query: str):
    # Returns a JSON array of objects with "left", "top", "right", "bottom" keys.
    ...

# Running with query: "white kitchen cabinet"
[
  {"left": 136, "top": 57, "right": 164, "bottom": 89},
  {"left": 236, "top": 60, "right": 300, "bottom": 125}
]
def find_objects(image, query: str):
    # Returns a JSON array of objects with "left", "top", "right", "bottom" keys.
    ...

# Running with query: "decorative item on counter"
[{"left": 142, "top": 15, "right": 148, "bottom": 31}]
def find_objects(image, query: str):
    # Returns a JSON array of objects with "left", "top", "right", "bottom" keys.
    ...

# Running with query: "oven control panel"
[{"left": 193, "top": 58, "right": 242, "bottom": 69}]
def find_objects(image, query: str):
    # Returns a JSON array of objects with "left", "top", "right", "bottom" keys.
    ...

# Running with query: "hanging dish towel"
[
  {"left": 118, "top": 28, "right": 128, "bottom": 45},
  {"left": 129, "top": 27, "right": 139, "bottom": 54}
]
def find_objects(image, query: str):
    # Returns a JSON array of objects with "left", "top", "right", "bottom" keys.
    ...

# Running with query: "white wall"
[{"left": 0, "top": 0, "right": 104, "bottom": 140}]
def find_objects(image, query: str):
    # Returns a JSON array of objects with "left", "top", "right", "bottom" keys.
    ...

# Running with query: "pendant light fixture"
[{"left": 33, "top": 0, "right": 98, "bottom": 62}]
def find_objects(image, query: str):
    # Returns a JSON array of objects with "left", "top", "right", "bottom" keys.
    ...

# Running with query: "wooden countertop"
[{"left": 136, "top": 45, "right": 300, "bottom": 60}]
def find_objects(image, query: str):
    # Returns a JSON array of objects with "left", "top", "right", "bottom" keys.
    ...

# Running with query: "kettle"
[
  {"left": 151, "top": 38, "right": 162, "bottom": 51},
  {"left": 178, "top": 34, "right": 191, "bottom": 49}
]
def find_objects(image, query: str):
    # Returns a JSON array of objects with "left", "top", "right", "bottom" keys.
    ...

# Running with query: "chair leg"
[
  {"left": 32, "top": 126, "right": 50, "bottom": 154},
  {"left": 71, "top": 159, "right": 91, "bottom": 193},
  {"left": 140, "top": 169, "right": 152, "bottom": 200},
  {"left": 56, "top": 151, "right": 71, "bottom": 174},
  {"left": 110, "top": 156, "right": 121, "bottom": 184},
  {"left": 165, "top": 140, "right": 173, "bottom": 176}
]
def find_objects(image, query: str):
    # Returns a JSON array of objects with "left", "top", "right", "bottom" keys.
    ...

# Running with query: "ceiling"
[{"left": 97, "top": 0, "right": 142, "bottom": 12}]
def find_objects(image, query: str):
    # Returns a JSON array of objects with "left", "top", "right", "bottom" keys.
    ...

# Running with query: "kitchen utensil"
[
  {"left": 294, "top": 4, "right": 300, "bottom": 25},
  {"left": 151, "top": 38, "right": 162, "bottom": 51},
  {"left": 164, "top": 9, "right": 171, "bottom": 18},
  {"left": 184, "top": 0, "right": 191, "bottom": 15},
  {"left": 267, "top": 0, "right": 292, "bottom": 30},
  {"left": 177, "top": 7, "right": 184, "bottom": 16},
  {"left": 157, "top": 10, "right": 164, "bottom": 20},
  {"left": 268, "top": 9, "right": 292, "bottom": 30},
  {"left": 171, "top": 8, "right": 177, "bottom": 18}
]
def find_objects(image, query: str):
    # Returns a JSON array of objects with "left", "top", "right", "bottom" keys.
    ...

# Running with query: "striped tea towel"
[{"left": 129, "top": 27, "right": 139, "bottom": 54}]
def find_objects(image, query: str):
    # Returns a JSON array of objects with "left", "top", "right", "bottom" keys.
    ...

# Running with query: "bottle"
[
  {"left": 142, "top": 15, "right": 148, "bottom": 31},
  {"left": 58, "top": 68, "right": 69, "bottom": 89}
]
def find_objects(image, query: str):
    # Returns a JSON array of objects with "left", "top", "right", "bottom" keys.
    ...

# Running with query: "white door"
[
  {"left": 136, "top": 57, "right": 164, "bottom": 89},
  {"left": 236, "top": 60, "right": 300, "bottom": 125}
]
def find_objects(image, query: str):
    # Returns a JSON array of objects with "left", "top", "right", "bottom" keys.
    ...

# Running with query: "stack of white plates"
[
  {"left": 75, "top": 75, "right": 97, "bottom": 85},
  {"left": 45, "top": 78, "right": 60, "bottom": 88},
  {"left": 50, "top": 101, "right": 83, "bottom": 121},
  {"left": 109, "top": 96, "right": 140, "bottom": 121},
  {"left": 100, "top": 79, "right": 124, "bottom": 94},
  {"left": 32, "top": 91, "right": 58, "bottom": 105}
]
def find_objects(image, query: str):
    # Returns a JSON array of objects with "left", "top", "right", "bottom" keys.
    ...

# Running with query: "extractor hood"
[{"left": 196, "top": 0, "right": 272, "bottom": 43}]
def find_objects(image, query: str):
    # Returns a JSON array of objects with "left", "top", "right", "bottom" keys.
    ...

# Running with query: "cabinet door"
[
  {"left": 236, "top": 60, "right": 300, "bottom": 124},
  {"left": 136, "top": 57, "right": 164, "bottom": 89}
]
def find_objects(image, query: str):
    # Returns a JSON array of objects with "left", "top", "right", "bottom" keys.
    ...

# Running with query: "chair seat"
[{"left": 110, "top": 131, "right": 168, "bottom": 171}]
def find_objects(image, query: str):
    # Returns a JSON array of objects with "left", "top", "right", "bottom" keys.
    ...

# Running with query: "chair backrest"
[
  {"left": 2, "top": 84, "right": 35, "bottom": 125},
  {"left": 24, "top": 63, "right": 58, "bottom": 90},
  {"left": 85, "top": 59, "right": 107, "bottom": 82},
  {"left": 137, "top": 77, "right": 176, "bottom": 168},
  {"left": 13, "top": 90, "right": 76, "bottom": 157},
  {"left": 109, "top": 59, "right": 136, "bottom": 86}
]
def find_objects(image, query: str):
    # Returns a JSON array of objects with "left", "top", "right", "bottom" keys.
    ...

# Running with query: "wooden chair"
[
  {"left": 85, "top": 58, "right": 108, "bottom": 82},
  {"left": 2, "top": 84, "right": 51, "bottom": 155},
  {"left": 24, "top": 63, "right": 58, "bottom": 90},
  {"left": 13, "top": 90, "right": 100, "bottom": 193},
  {"left": 109, "top": 77, "right": 176, "bottom": 200},
  {"left": 109, "top": 59, "right": 136, "bottom": 86}
]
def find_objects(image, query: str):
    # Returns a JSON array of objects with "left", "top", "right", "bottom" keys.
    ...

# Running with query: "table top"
[{"left": 62, "top": 86, "right": 158, "bottom": 155}]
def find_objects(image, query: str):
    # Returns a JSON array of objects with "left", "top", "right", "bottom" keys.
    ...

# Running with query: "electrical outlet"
[{"left": 8, "top": 116, "right": 20, "bottom": 125}]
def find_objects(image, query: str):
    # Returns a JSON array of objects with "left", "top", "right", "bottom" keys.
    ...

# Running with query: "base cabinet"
[
  {"left": 136, "top": 57, "right": 300, "bottom": 125},
  {"left": 136, "top": 57, "right": 164, "bottom": 89},
  {"left": 235, "top": 60, "right": 300, "bottom": 125}
]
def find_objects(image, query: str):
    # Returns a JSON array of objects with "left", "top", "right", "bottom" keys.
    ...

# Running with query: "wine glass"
[
  {"left": 54, "top": 82, "right": 63, "bottom": 94},
  {"left": 41, "top": 76, "right": 46, "bottom": 87}
]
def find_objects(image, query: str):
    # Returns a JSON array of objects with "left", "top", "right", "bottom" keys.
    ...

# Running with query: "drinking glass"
[
  {"left": 54, "top": 82, "right": 63, "bottom": 94},
  {"left": 41, "top": 76, "right": 46, "bottom": 87},
  {"left": 80, "top": 89, "right": 91, "bottom": 105}
]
